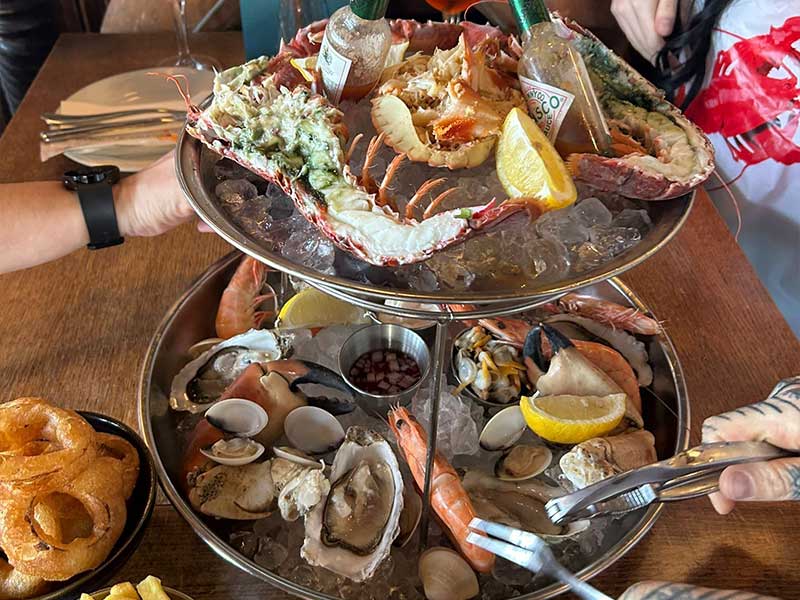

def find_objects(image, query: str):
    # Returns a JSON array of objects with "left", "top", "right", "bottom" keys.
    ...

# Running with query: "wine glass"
[
  {"left": 424, "top": 0, "right": 475, "bottom": 23},
  {"left": 160, "top": 0, "right": 221, "bottom": 71}
]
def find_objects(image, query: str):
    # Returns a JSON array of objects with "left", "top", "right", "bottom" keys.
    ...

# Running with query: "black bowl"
[{"left": 0, "top": 411, "right": 158, "bottom": 600}]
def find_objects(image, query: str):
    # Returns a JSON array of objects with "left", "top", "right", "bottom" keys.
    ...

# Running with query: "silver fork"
[{"left": 467, "top": 518, "right": 614, "bottom": 600}]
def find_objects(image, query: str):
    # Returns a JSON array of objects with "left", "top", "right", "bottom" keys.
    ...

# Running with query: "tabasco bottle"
[
  {"left": 318, "top": 0, "right": 391, "bottom": 104},
  {"left": 509, "top": 0, "right": 611, "bottom": 156}
]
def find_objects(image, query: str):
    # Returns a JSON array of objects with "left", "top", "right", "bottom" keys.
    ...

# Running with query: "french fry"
[
  {"left": 80, "top": 595, "right": 94, "bottom": 600},
  {"left": 136, "top": 576, "right": 170, "bottom": 600}
]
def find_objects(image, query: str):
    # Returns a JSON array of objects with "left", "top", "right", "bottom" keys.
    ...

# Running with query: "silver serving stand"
[{"left": 151, "top": 124, "right": 694, "bottom": 598}]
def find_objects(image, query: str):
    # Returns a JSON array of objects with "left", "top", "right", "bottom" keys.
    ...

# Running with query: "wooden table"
[{"left": 1, "top": 32, "right": 798, "bottom": 600}]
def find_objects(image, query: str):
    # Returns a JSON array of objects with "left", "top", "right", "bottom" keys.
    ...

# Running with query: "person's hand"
[
  {"left": 610, "top": 0, "right": 678, "bottom": 63},
  {"left": 701, "top": 376, "right": 800, "bottom": 514},
  {"left": 115, "top": 150, "right": 195, "bottom": 237},
  {"left": 620, "top": 581, "right": 781, "bottom": 599}
]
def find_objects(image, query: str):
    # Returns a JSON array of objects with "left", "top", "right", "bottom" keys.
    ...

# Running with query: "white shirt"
[{"left": 683, "top": 0, "right": 800, "bottom": 337}]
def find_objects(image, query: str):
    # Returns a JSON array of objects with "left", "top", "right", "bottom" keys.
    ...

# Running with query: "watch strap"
[{"left": 77, "top": 182, "right": 124, "bottom": 249}]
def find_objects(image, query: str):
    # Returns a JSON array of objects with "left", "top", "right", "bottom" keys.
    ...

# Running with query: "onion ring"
[
  {"left": 95, "top": 433, "right": 140, "bottom": 499},
  {"left": 0, "top": 398, "right": 96, "bottom": 487},
  {"left": 0, "top": 559, "right": 49, "bottom": 600},
  {"left": 0, "top": 458, "right": 127, "bottom": 581}
]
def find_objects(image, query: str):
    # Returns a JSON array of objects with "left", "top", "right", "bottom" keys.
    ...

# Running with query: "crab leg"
[
  {"left": 361, "top": 132, "right": 386, "bottom": 193},
  {"left": 377, "top": 153, "right": 406, "bottom": 212},
  {"left": 405, "top": 177, "right": 448, "bottom": 220},
  {"left": 345, "top": 132, "right": 364, "bottom": 165}
]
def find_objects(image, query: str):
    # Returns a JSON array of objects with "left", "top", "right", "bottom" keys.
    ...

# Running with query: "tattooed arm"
[
  {"left": 701, "top": 376, "right": 800, "bottom": 514},
  {"left": 620, "top": 581, "right": 783, "bottom": 600}
]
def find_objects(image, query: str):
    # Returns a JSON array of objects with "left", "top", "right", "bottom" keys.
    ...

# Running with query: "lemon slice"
[
  {"left": 290, "top": 56, "right": 317, "bottom": 82},
  {"left": 496, "top": 107, "right": 577, "bottom": 210},
  {"left": 277, "top": 288, "right": 367, "bottom": 329},
  {"left": 520, "top": 393, "right": 626, "bottom": 444}
]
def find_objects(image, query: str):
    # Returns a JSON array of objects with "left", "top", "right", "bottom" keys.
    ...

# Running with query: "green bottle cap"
[
  {"left": 350, "top": 0, "right": 389, "bottom": 20},
  {"left": 509, "top": 0, "right": 551, "bottom": 33}
]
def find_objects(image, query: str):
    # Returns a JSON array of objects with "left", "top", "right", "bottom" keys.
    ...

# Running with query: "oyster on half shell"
[
  {"left": 170, "top": 329, "right": 297, "bottom": 413},
  {"left": 302, "top": 426, "right": 403, "bottom": 582}
]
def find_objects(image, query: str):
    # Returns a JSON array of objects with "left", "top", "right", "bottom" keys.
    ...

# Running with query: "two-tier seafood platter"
[
  {"left": 150, "top": 12, "right": 712, "bottom": 600},
  {"left": 140, "top": 252, "right": 688, "bottom": 600}
]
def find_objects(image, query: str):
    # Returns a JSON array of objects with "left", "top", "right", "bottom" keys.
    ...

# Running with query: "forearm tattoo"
[
  {"left": 701, "top": 376, "right": 800, "bottom": 500},
  {"left": 622, "top": 582, "right": 784, "bottom": 600}
]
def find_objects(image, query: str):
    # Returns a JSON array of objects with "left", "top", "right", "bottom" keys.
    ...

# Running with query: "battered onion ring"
[
  {"left": 0, "top": 458, "right": 127, "bottom": 581},
  {"left": 95, "top": 433, "right": 140, "bottom": 499},
  {"left": 0, "top": 559, "right": 49, "bottom": 600},
  {"left": 0, "top": 398, "right": 96, "bottom": 486}
]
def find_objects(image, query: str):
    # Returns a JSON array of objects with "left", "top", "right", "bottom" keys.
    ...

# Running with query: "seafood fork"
[
  {"left": 467, "top": 519, "right": 614, "bottom": 600},
  {"left": 545, "top": 441, "right": 797, "bottom": 525}
]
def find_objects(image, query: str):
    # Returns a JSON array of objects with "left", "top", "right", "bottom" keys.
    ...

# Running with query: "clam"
[
  {"left": 396, "top": 486, "right": 422, "bottom": 548},
  {"left": 200, "top": 437, "right": 265, "bottom": 466},
  {"left": 170, "top": 329, "right": 289, "bottom": 413},
  {"left": 284, "top": 406, "right": 345, "bottom": 455},
  {"left": 187, "top": 337, "right": 224, "bottom": 359},
  {"left": 301, "top": 427, "right": 403, "bottom": 582},
  {"left": 495, "top": 445, "right": 552, "bottom": 481},
  {"left": 418, "top": 547, "right": 479, "bottom": 600},
  {"left": 205, "top": 398, "right": 268, "bottom": 438},
  {"left": 478, "top": 405, "right": 527, "bottom": 452},
  {"left": 273, "top": 446, "right": 324, "bottom": 470}
]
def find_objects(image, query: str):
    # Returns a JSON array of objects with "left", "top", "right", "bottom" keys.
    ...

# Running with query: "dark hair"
[{"left": 654, "top": 0, "right": 734, "bottom": 108}]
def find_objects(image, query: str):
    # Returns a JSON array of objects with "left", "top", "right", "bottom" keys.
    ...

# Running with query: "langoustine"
[{"left": 387, "top": 406, "right": 495, "bottom": 573}]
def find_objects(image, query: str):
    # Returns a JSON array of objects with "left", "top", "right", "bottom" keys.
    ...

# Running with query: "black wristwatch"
[{"left": 63, "top": 165, "right": 124, "bottom": 250}]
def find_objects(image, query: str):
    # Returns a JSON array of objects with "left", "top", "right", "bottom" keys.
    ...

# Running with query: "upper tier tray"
[{"left": 176, "top": 17, "right": 707, "bottom": 305}]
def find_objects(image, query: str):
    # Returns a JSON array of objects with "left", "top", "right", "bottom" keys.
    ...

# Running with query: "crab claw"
[
  {"left": 181, "top": 418, "right": 225, "bottom": 491},
  {"left": 522, "top": 323, "right": 571, "bottom": 385},
  {"left": 264, "top": 359, "right": 356, "bottom": 415}
]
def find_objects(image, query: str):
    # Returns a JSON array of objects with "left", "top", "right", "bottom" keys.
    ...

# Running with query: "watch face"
[{"left": 63, "top": 165, "right": 121, "bottom": 189}]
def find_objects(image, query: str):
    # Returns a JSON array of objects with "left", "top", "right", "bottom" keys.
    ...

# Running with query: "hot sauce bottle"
[
  {"left": 509, "top": 0, "right": 611, "bottom": 156},
  {"left": 318, "top": 0, "right": 391, "bottom": 103}
]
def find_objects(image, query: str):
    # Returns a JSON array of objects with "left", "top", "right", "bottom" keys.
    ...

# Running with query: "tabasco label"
[
  {"left": 519, "top": 75, "right": 575, "bottom": 142},
  {"left": 318, "top": 34, "right": 352, "bottom": 104}
]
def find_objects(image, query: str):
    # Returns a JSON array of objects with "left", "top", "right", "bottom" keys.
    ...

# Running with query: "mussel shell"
[{"left": 495, "top": 444, "right": 552, "bottom": 481}]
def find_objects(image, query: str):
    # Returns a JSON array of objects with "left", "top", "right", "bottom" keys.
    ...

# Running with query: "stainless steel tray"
[
  {"left": 138, "top": 251, "right": 689, "bottom": 600},
  {"left": 176, "top": 122, "right": 694, "bottom": 306}
]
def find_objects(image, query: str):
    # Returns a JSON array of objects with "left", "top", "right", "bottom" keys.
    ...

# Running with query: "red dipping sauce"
[{"left": 348, "top": 349, "right": 421, "bottom": 395}]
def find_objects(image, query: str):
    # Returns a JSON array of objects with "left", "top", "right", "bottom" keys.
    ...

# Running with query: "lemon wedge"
[
  {"left": 496, "top": 107, "right": 577, "bottom": 210},
  {"left": 519, "top": 393, "right": 626, "bottom": 444},
  {"left": 277, "top": 288, "right": 368, "bottom": 329},
  {"left": 290, "top": 56, "right": 318, "bottom": 82}
]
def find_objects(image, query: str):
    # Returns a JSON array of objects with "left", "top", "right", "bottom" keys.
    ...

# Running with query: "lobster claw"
[{"left": 264, "top": 359, "right": 356, "bottom": 415}]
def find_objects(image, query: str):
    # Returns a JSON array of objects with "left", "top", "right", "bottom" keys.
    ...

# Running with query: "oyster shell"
[
  {"left": 188, "top": 461, "right": 274, "bottom": 520},
  {"left": 271, "top": 457, "right": 330, "bottom": 522},
  {"left": 171, "top": 329, "right": 292, "bottom": 413},
  {"left": 302, "top": 427, "right": 403, "bottom": 582}
]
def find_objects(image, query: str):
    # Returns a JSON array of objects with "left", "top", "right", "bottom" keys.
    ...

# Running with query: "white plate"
[{"left": 60, "top": 67, "right": 214, "bottom": 172}]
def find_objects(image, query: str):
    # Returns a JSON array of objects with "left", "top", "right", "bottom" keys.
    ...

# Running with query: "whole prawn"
[
  {"left": 215, "top": 256, "right": 277, "bottom": 339},
  {"left": 387, "top": 406, "right": 495, "bottom": 573},
  {"left": 545, "top": 293, "right": 661, "bottom": 336}
]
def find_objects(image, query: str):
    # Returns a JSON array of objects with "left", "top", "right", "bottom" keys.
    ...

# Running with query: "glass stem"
[
  {"left": 442, "top": 11, "right": 461, "bottom": 24},
  {"left": 173, "top": 0, "right": 192, "bottom": 62}
]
